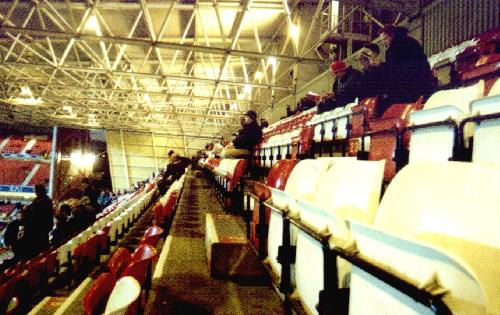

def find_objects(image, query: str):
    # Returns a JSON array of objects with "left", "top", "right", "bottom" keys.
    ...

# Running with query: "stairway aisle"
[{"left": 146, "top": 171, "right": 284, "bottom": 315}]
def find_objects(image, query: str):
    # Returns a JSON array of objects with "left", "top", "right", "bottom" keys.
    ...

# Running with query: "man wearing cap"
[
  {"left": 328, "top": 60, "right": 361, "bottom": 108},
  {"left": 222, "top": 110, "right": 263, "bottom": 158}
]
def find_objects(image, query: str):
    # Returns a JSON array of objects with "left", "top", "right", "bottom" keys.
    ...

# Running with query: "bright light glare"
[
  {"left": 267, "top": 56, "right": 277, "bottom": 67},
  {"left": 244, "top": 84, "right": 252, "bottom": 94},
  {"left": 230, "top": 102, "right": 238, "bottom": 110},
  {"left": 267, "top": 56, "right": 277, "bottom": 75},
  {"left": 85, "top": 15, "right": 102, "bottom": 36},
  {"left": 62, "top": 105, "right": 73, "bottom": 113},
  {"left": 289, "top": 23, "right": 300, "bottom": 46},
  {"left": 20, "top": 85, "right": 33, "bottom": 98},
  {"left": 70, "top": 150, "right": 96, "bottom": 171},
  {"left": 254, "top": 71, "right": 263, "bottom": 80}
]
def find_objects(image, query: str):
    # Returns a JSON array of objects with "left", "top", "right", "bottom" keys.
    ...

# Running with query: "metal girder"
[
  {"left": 0, "top": 1, "right": 286, "bottom": 11},
  {"left": 0, "top": 26, "right": 326, "bottom": 65},
  {"left": 0, "top": 61, "right": 293, "bottom": 91},
  {"left": 3, "top": 79, "right": 268, "bottom": 107}
]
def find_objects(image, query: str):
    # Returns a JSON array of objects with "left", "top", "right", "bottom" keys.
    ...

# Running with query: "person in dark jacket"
[
  {"left": 376, "top": 25, "right": 436, "bottom": 117},
  {"left": 232, "top": 110, "right": 263, "bottom": 150},
  {"left": 222, "top": 110, "right": 263, "bottom": 158},
  {"left": 18, "top": 185, "right": 54, "bottom": 259},
  {"left": 331, "top": 60, "right": 361, "bottom": 107}
]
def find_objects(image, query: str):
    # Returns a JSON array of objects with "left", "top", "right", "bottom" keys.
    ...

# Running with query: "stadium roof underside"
[{"left": 0, "top": 0, "right": 425, "bottom": 139}]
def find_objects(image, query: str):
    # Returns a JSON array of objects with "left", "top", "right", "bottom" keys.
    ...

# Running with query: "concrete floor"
[{"left": 146, "top": 171, "right": 285, "bottom": 315}]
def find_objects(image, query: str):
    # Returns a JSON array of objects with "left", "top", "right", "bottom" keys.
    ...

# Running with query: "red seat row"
[{"left": 84, "top": 244, "right": 158, "bottom": 315}]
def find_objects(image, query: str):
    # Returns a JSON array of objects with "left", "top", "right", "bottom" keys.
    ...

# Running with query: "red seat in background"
[
  {"left": 249, "top": 159, "right": 298, "bottom": 258},
  {"left": 348, "top": 97, "right": 378, "bottom": 156},
  {"left": 83, "top": 272, "right": 117, "bottom": 315},
  {"left": 140, "top": 226, "right": 164, "bottom": 247},
  {"left": 367, "top": 102, "right": 423, "bottom": 182},
  {"left": 108, "top": 247, "right": 132, "bottom": 277}
]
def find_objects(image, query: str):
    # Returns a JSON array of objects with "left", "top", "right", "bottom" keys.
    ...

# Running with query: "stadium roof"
[{"left": 0, "top": 0, "right": 426, "bottom": 139}]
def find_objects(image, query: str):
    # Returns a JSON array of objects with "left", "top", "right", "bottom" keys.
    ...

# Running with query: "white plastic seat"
[
  {"left": 408, "top": 81, "right": 484, "bottom": 162},
  {"left": 267, "top": 158, "right": 341, "bottom": 280},
  {"left": 349, "top": 161, "right": 500, "bottom": 315},
  {"left": 488, "top": 78, "right": 500, "bottom": 96},
  {"left": 104, "top": 276, "right": 141, "bottom": 315},
  {"left": 335, "top": 103, "right": 356, "bottom": 139},
  {"left": 469, "top": 95, "right": 500, "bottom": 163},
  {"left": 57, "top": 240, "right": 73, "bottom": 266},
  {"left": 294, "top": 159, "right": 384, "bottom": 315}
]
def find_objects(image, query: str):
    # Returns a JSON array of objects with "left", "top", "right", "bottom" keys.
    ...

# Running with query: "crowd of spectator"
[
  {"left": 288, "top": 25, "right": 437, "bottom": 118},
  {"left": 0, "top": 175, "right": 151, "bottom": 269}
]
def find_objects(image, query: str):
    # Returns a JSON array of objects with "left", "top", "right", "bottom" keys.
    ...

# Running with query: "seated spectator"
[
  {"left": 260, "top": 119, "right": 269, "bottom": 129},
  {"left": 165, "top": 153, "right": 190, "bottom": 181},
  {"left": 376, "top": 24, "right": 436, "bottom": 117},
  {"left": 50, "top": 206, "right": 71, "bottom": 245},
  {"left": 221, "top": 110, "right": 263, "bottom": 158},
  {"left": 318, "top": 61, "right": 361, "bottom": 113},
  {"left": 221, "top": 110, "right": 262, "bottom": 158}
]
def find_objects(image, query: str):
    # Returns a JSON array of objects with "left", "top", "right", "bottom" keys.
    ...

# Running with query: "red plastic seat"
[
  {"left": 83, "top": 273, "right": 117, "bottom": 315},
  {"left": 368, "top": 102, "right": 423, "bottom": 181},
  {"left": 0, "top": 270, "right": 25, "bottom": 314},
  {"left": 121, "top": 259, "right": 150, "bottom": 288},
  {"left": 154, "top": 193, "right": 177, "bottom": 226},
  {"left": 344, "top": 98, "right": 376, "bottom": 156},
  {"left": 108, "top": 247, "right": 132, "bottom": 277},
  {"left": 250, "top": 159, "right": 299, "bottom": 257},
  {"left": 140, "top": 226, "right": 164, "bottom": 247},
  {"left": 131, "top": 244, "right": 157, "bottom": 263}
]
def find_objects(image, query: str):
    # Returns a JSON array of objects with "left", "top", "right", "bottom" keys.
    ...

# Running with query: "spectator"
[
  {"left": 221, "top": 110, "right": 263, "bottom": 158},
  {"left": 4, "top": 211, "right": 22, "bottom": 263},
  {"left": 376, "top": 24, "right": 436, "bottom": 117},
  {"left": 18, "top": 184, "right": 54, "bottom": 259},
  {"left": 331, "top": 60, "right": 361, "bottom": 106},
  {"left": 260, "top": 119, "right": 269, "bottom": 129},
  {"left": 50, "top": 209, "right": 70, "bottom": 245}
]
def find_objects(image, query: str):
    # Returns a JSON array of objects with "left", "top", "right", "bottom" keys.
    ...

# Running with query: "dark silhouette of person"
[
  {"left": 376, "top": 24, "right": 436, "bottom": 117},
  {"left": 19, "top": 184, "right": 54, "bottom": 259},
  {"left": 232, "top": 110, "right": 263, "bottom": 150}
]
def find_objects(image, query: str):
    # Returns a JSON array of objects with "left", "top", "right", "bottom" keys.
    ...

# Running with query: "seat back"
[
  {"left": 368, "top": 103, "right": 416, "bottom": 181},
  {"left": 108, "top": 247, "right": 132, "bottom": 277},
  {"left": 122, "top": 259, "right": 150, "bottom": 287},
  {"left": 140, "top": 225, "right": 164, "bottom": 247},
  {"left": 84, "top": 273, "right": 117, "bottom": 315},
  {"left": 132, "top": 244, "right": 157, "bottom": 262},
  {"left": 283, "top": 158, "right": 339, "bottom": 215},
  {"left": 408, "top": 82, "right": 484, "bottom": 163},
  {"left": 267, "top": 158, "right": 344, "bottom": 279},
  {"left": 104, "top": 276, "right": 141, "bottom": 315},
  {"left": 348, "top": 161, "right": 500, "bottom": 314},
  {"left": 488, "top": 77, "right": 500, "bottom": 96},
  {"left": 266, "top": 159, "right": 299, "bottom": 190},
  {"left": 470, "top": 95, "right": 500, "bottom": 163},
  {"left": 293, "top": 159, "right": 384, "bottom": 315}
]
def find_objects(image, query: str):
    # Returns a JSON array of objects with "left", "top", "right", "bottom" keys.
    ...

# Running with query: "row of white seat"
[
  {"left": 409, "top": 79, "right": 500, "bottom": 163},
  {"left": 57, "top": 184, "right": 157, "bottom": 268},
  {"left": 259, "top": 78, "right": 500, "bottom": 169},
  {"left": 265, "top": 157, "right": 500, "bottom": 315}
]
